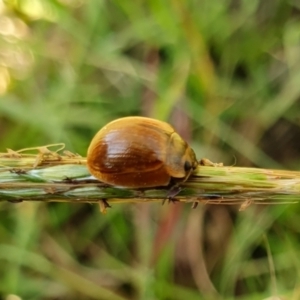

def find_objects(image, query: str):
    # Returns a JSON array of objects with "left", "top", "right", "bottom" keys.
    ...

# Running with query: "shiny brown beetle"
[{"left": 87, "top": 116, "right": 198, "bottom": 188}]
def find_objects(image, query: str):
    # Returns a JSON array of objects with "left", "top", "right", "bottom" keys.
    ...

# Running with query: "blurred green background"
[{"left": 1, "top": 0, "right": 300, "bottom": 299}]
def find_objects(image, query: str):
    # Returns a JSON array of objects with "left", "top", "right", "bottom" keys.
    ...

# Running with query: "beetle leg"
[
  {"left": 162, "top": 197, "right": 179, "bottom": 205},
  {"left": 167, "top": 185, "right": 182, "bottom": 198},
  {"left": 161, "top": 185, "right": 182, "bottom": 205}
]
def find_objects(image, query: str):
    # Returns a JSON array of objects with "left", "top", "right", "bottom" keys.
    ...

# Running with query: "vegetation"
[{"left": 0, "top": 0, "right": 300, "bottom": 299}]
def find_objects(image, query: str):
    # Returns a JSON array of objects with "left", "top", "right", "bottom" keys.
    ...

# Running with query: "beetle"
[{"left": 87, "top": 116, "right": 198, "bottom": 188}]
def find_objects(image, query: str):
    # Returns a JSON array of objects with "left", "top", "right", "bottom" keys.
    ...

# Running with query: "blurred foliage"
[{"left": 1, "top": 0, "right": 300, "bottom": 299}]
